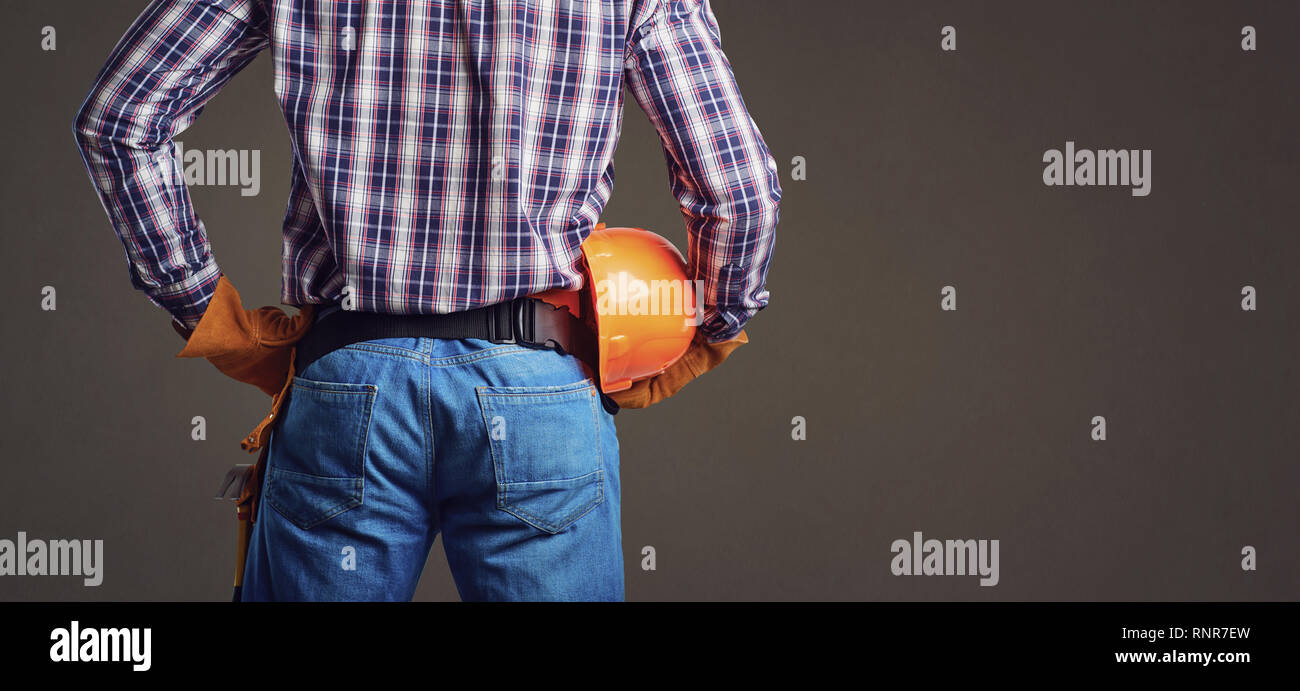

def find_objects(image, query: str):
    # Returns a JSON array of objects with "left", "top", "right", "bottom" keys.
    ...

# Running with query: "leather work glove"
[
  {"left": 173, "top": 274, "right": 316, "bottom": 397},
  {"left": 606, "top": 329, "right": 748, "bottom": 409}
]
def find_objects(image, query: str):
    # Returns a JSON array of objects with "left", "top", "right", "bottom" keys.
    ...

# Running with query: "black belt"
[{"left": 292, "top": 297, "right": 617, "bottom": 412}]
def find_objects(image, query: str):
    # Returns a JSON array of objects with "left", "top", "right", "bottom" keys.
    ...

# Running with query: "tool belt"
[{"left": 293, "top": 296, "right": 598, "bottom": 377}]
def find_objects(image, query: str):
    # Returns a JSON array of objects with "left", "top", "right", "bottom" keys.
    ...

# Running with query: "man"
[{"left": 73, "top": 0, "right": 780, "bottom": 601}]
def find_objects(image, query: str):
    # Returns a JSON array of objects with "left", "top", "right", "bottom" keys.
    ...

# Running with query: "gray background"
[{"left": 1, "top": 0, "right": 1296, "bottom": 601}]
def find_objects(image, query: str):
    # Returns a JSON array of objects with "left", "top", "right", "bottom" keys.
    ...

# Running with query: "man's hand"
[
  {"left": 606, "top": 330, "right": 748, "bottom": 409},
  {"left": 175, "top": 275, "right": 315, "bottom": 397}
]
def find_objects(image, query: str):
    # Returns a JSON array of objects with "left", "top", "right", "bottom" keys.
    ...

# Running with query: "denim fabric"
[{"left": 240, "top": 335, "right": 623, "bottom": 601}]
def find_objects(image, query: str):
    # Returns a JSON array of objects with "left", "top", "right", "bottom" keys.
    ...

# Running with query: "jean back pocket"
[
  {"left": 477, "top": 380, "right": 605, "bottom": 534},
  {"left": 264, "top": 377, "right": 378, "bottom": 530}
]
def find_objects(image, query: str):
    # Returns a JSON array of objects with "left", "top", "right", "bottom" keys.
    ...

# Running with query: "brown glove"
[
  {"left": 174, "top": 274, "right": 316, "bottom": 397},
  {"left": 606, "top": 329, "right": 748, "bottom": 409}
]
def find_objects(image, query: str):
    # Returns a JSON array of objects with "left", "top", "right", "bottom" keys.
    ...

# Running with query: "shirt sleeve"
[
  {"left": 72, "top": 0, "right": 269, "bottom": 329},
  {"left": 623, "top": 0, "right": 782, "bottom": 343}
]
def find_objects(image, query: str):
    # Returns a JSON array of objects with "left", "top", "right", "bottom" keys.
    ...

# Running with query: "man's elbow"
[
  {"left": 72, "top": 96, "right": 103, "bottom": 151},
  {"left": 758, "top": 184, "right": 782, "bottom": 231},
  {"left": 72, "top": 93, "right": 141, "bottom": 153},
  {"left": 741, "top": 157, "right": 783, "bottom": 232},
  {"left": 729, "top": 185, "right": 781, "bottom": 235}
]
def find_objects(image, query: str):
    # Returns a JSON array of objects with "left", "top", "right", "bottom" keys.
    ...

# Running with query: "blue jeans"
[{"left": 240, "top": 335, "right": 623, "bottom": 601}]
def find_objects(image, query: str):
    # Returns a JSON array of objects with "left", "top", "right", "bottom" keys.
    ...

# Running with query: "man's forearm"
[
  {"left": 624, "top": 0, "right": 782, "bottom": 343},
  {"left": 71, "top": 0, "right": 267, "bottom": 328}
]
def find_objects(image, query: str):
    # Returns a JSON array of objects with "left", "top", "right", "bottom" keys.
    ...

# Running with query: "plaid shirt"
[{"left": 73, "top": 0, "right": 780, "bottom": 341}]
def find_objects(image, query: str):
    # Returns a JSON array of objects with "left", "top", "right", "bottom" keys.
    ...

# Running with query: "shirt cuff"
[
  {"left": 146, "top": 259, "right": 221, "bottom": 331},
  {"left": 700, "top": 306, "right": 753, "bottom": 343}
]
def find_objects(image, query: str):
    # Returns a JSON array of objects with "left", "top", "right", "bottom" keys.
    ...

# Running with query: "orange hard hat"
[{"left": 579, "top": 225, "right": 699, "bottom": 393}]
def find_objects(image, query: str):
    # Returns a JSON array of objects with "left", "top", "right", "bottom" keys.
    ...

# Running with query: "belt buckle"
[
  {"left": 516, "top": 298, "right": 559, "bottom": 351},
  {"left": 523, "top": 299, "right": 571, "bottom": 355},
  {"left": 488, "top": 298, "right": 537, "bottom": 347},
  {"left": 489, "top": 298, "right": 567, "bottom": 353}
]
